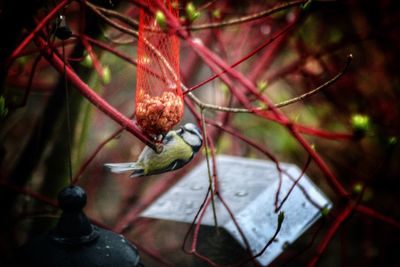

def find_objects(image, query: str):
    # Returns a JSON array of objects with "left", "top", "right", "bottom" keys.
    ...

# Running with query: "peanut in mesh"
[{"left": 136, "top": 92, "right": 183, "bottom": 135}]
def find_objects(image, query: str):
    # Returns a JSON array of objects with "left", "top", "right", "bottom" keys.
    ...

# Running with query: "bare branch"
[{"left": 185, "top": 54, "right": 353, "bottom": 113}]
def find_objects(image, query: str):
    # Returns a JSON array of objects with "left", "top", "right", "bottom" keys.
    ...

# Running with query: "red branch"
[
  {"left": 9, "top": 0, "right": 71, "bottom": 61},
  {"left": 355, "top": 204, "right": 400, "bottom": 229},
  {"left": 81, "top": 35, "right": 105, "bottom": 79},
  {"left": 307, "top": 203, "right": 354, "bottom": 267},
  {"left": 33, "top": 35, "right": 156, "bottom": 150}
]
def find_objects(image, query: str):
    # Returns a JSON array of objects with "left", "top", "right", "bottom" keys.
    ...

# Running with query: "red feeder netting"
[{"left": 135, "top": 0, "right": 183, "bottom": 136}]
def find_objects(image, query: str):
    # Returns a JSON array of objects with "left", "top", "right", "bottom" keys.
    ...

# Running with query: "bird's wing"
[
  {"left": 104, "top": 162, "right": 140, "bottom": 173},
  {"left": 145, "top": 132, "right": 193, "bottom": 174}
]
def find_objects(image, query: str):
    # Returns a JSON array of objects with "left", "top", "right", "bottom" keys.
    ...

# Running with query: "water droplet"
[
  {"left": 121, "top": 239, "right": 126, "bottom": 243},
  {"left": 190, "top": 184, "right": 203, "bottom": 191},
  {"left": 105, "top": 245, "right": 110, "bottom": 249},
  {"left": 166, "top": 80, "right": 177, "bottom": 90},
  {"left": 184, "top": 208, "right": 194, "bottom": 215},
  {"left": 282, "top": 241, "right": 290, "bottom": 250},
  {"left": 185, "top": 200, "right": 194, "bottom": 208},
  {"left": 260, "top": 24, "right": 271, "bottom": 35},
  {"left": 157, "top": 200, "right": 166, "bottom": 206},
  {"left": 286, "top": 11, "right": 296, "bottom": 22},
  {"left": 193, "top": 38, "right": 203, "bottom": 45},
  {"left": 235, "top": 191, "right": 248, "bottom": 197},
  {"left": 106, "top": 254, "right": 110, "bottom": 257}
]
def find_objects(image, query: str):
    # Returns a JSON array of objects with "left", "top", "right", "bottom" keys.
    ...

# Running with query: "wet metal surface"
[{"left": 141, "top": 155, "right": 331, "bottom": 266}]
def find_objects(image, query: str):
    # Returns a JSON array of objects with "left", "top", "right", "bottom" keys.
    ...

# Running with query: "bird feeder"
[
  {"left": 140, "top": 155, "right": 332, "bottom": 266},
  {"left": 135, "top": 0, "right": 183, "bottom": 136},
  {"left": 17, "top": 186, "right": 141, "bottom": 267}
]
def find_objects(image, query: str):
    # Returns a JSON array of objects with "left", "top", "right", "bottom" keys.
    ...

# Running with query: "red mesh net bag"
[{"left": 135, "top": 0, "right": 183, "bottom": 136}]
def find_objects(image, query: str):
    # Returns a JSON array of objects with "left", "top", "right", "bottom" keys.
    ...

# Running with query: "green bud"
[
  {"left": 278, "top": 211, "right": 285, "bottom": 226},
  {"left": 212, "top": 9, "right": 221, "bottom": 19},
  {"left": 353, "top": 182, "right": 363, "bottom": 194},
  {"left": 0, "top": 96, "right": 8, "bottom": 118},
  {"left": 81, "top": 53, "right": 93, "bottom": 68},
  {"left": 388, "top": 136, "right": 398, "bottom": 145},
  {"left": 282, "top": 241, "right": 290, "bottom": 250},
  {"left": 258, "top": 102, "right": 268, "bottom": 110},
  {"left": 155, "top": 10, "right": 167, "bottom": 30},
  {"left": 321, "top": 207, "right": 330, "bottom": 217},
  {"left": 257, "top": 80, "right": 268, "bottom": 93},
  {"left": 101, "top": 66, "right": 111, "bottom": 85},
  {"left": 351, "top": 114, "right": 370, "bottom": 136},
  {"left": 186, "top": 2, "right": 200, "bottom": 22},
  {"left": 220, "top": 83, "right": 229, "bottom": 94},
  {"left": 16, "top": 56, "right": 29, "bottom": 66},
  {"left": 301, "top": 0, "right": 313, "bottom": 11}
]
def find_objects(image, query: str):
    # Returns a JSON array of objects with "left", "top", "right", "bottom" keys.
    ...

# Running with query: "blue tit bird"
[{"left": 104, "top": 123, "right": 203, "bottom": 177}]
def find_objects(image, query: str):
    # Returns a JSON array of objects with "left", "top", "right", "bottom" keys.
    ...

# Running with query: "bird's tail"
[{"left": 104, "top": 162, "right": 145, "bottom": 177}]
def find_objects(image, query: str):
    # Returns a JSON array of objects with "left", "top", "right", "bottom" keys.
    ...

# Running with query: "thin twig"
[
  {"left": 34, "top": 35, "right": 157, "bottom": 150},
  {"left": 8, "top": 0, "right": 70, "bottom": 61},
  {"left": 200, "top": 109, "right": 219, "bottom": 228},
  {"left": 87, "top": 2, "right": 179, "bottom": 84},
  {"left": 86, "top": 1, "right": 138, "bottom": 37},
  {"left": 185, "top": 54, "right": 353, "bottom": 113},
  {"left": 307, "top": 203, "right": 354, "bottom": 267},
  {"left": 88, "top": 2, "right": 139, "bottom": 28},
  {"left": 90, "top": 0, "right": 304, "bottom": 32},
  {"left": 187, "top": 0, "right": 306, "bottom": 31}
]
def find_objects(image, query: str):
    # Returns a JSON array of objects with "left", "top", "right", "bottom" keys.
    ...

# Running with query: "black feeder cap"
[
  {"left": 17, "top": 186, "right": 141, "bottom": 267},
  {"left": 55, "top": 15, "right": 72, "bottom": 40}
]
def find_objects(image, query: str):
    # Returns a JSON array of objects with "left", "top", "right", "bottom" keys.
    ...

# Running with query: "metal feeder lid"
[{"left": 17, "top": 186, "right": 140, "bottom": 267}]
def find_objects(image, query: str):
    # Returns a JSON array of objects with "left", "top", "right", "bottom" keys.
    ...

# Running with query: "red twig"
[
  {"left": 13, "top": 54, "right": 42, "bottom": 108},
  {"left": 113, "top": 156, "right": 202, "bottom": 233},
  {"left": 281, "top": 218, "right": 326, "bottom": 266},
  {"left": 295, "top": 125, "right": 354, "bottom": 141},
  {"left": 160, "top": 2, "right": 352, "bottom": 201},
  {"left": 185, "top": 21, "right": 296, "bottom": 94},
  {"left": 290, "top": 129, "right": 350, "bottom": 198},
  {"left": 83, "top": 35, "right": 137, "bottom": 66},
  {"left": 355, "top": 205, "right": 400, "bottom": 229},
  {"left": 8, "top": 0, "right": 71, "bottom": 62},
  {"left": 9, "top": 38, "right": 78, "bottom": 60},
  {"left": 307, "top": 203, "right": 354, "bottom": 267},
  {"left": 0, "top": 181, "right": 57, "bottom": 207},
  {"left": 81, "top": 36, "right": 105, "bottom": 79},
  {"left": 276, "top": 155, "right": 312, "bottom": 211},
  {"left": 72, "top": 126, "right": 125, "bottom": 185},
  {"left": 33, "top": 35, "right": 156, "bottom": 150}
]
